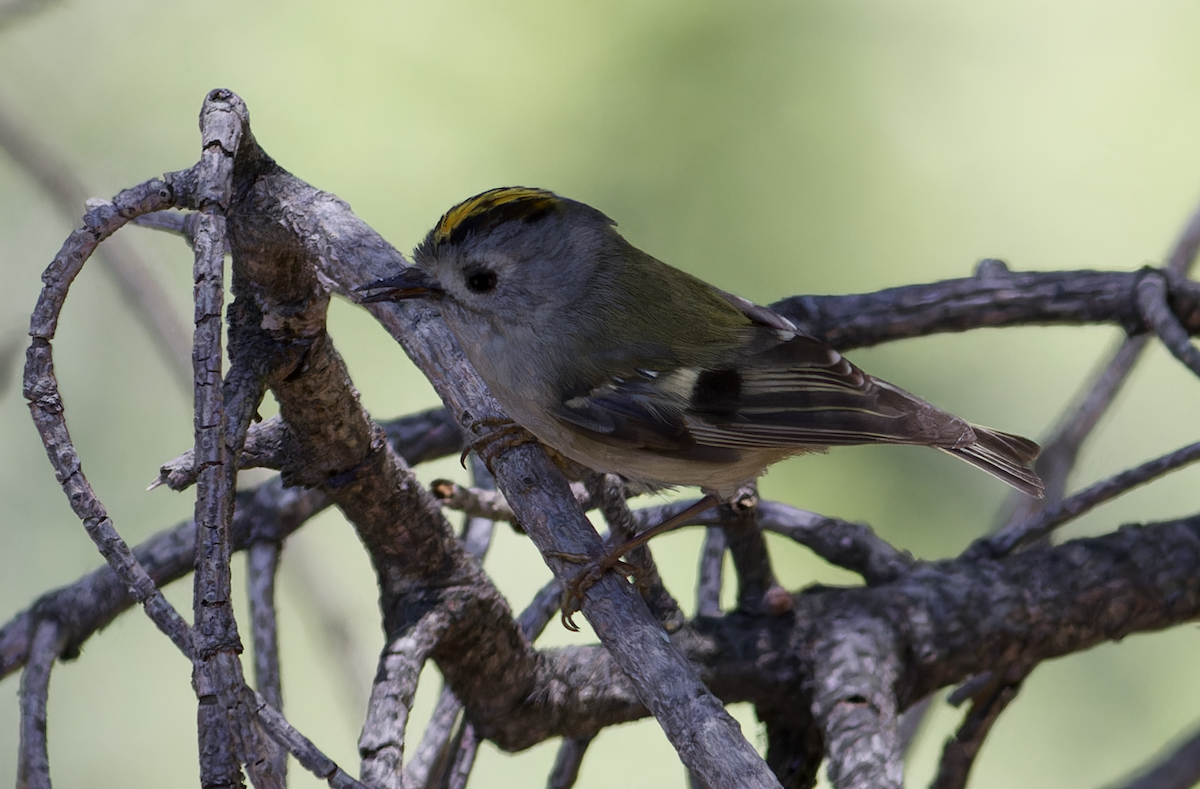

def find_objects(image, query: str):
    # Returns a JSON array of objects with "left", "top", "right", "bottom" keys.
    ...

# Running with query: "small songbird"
[
  {"left": 361, "top": 186, "right": 1043, "bottom": 505},
  {"left": 363, "top": 187, "right": 1042, "bottom": 625}
]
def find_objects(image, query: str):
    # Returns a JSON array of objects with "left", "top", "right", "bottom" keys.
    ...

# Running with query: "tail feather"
[{"left": 941, "top": 426, "right": 1044, "bottom": 498}]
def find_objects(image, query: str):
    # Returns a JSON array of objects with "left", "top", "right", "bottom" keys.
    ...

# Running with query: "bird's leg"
[
  {"left": 584, "top": 475, "right": 683, "bottom": 630},
  {"left": 547, "top": 494, "right": 720, "bottom": 631}
]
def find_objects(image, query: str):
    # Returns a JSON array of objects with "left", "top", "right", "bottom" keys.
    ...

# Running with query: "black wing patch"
[
  {"left": 551, "top": 331, "right": 975, "bottom": 461},
  {"left": 551, "top": 292, "right": 1042, "bottom": 494}
]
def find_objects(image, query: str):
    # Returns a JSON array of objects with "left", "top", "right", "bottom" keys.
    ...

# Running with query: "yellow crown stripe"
[{"left": 434, "top": 187, "right": 557, "bottom": 246}]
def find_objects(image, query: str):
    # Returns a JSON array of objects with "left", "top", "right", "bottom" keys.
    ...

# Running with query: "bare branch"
[
  {"left": 251, "top": 691, "right": 371, "bottom": 789},
  {"left": 809, "top": 617, "right": 902, "bottom": 789},
  {"left": 129, "top": 207, "right": 193, "bottom": 236},
  {"left": 719, "top": 486, "right": 787, "bottom": 615},
  {"left": 548, "top": 736, "right": 596, "bottom": 789},
  {"left": 17, "top": 621, "right": 66, "bottom": 789},
  {"left": 406, "top": 456, "right": 501, "bottom": 789},
  {"left": 442, "top": 722, "right": 481, "bottom": 789},
  {"left": 360, "top": 609, "right": 452, "bottom": 788},
  {"left": 0, "top": 408, "right": 460, "bottom": 683},
  {"left": 23, "top": 174, "right": 192, "bottom": 656},
  {"left": 1001, "top": 334, "right": 1150, "bottom": 528},
  {"left": 154, "top": 406, "right": 462, "bottom": 491},
  {"left": 696, "top": 526, "right": 727, "bottom": 618},
  {"left": 16, "top": 87, "right": 1200, "bottom": 789},
  {"left": 429, "top": 478, "right": 519, "bottom": 524},
  {"left": 281, "top": 536, "right": 377, "bottom": 716},
  {"left": 1002, "top": 199, "right": 1200, "bottom": 526},
  {"left": 247, "top": 540, "right": 287, "bottom": 780},
  {"left": 973, "top": 440, "right": 1200, "bottom": 558},
  {"left": 632, "top": 499, "right": 912, "bottom": 586},
  {"left": 402, "top": 686, "right": 463, "bottom": 789},
  {"left": 516, "top": 578, "right": 566, "bottom": 641},
  {"left": 190, "top": 89, "right": 289, "bottom": 789},
  {"left": 587, "top": 474, "right": 683, "bottom": 629},
  {"left": 931, "top": 674, "right": 1025, "bottom": 789}
]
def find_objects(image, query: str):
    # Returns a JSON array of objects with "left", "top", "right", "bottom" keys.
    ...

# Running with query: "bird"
[{"left": 360, "top": 187, "right": 1043, "bottom": 620}]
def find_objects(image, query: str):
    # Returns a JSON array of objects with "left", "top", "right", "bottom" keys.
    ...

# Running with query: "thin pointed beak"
[{"left": 356, "top": 268, "right": 445, "bottom": 303}]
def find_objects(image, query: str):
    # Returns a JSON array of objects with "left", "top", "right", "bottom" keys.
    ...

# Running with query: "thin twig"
[
  {"left": 516, "top": 578, "right": 566, "bottom": 642},
  {"left": 999, "top": 197, "right": 1200, "bottom": 527},
  {"left": 444, "top": 722, "right": 480, "bottom": 789},
  {"left": 460, "top": 453, "right": 500, "bottom": 559},
  {"left": 632, "top": 499, "right": 912, "bottom": 585},
  {"left": 130, "top": 207, "right": 192, "bottom": 236},
  {"left": 359, "top": 609, "right": 453, "bottom": 789},
  {"left": 1164, "top": 196, "right": 1200, "bottom": 276},
  {"left": 281, "top": 537, "right": 376, "bottom": 714},
  {"left": 248, "top": 540, "right": 288, "bottom": 781},
  {"left": 419, "top": 455, "right": 501, "bottom": 789},
  {"left": 403, "top": 576, "right": 566, "bottom": 789},
  {"left": 402, "top": 687, "right": 463, "bottom": 789},
  {"left": 930, "top": 676, "right": 1024, "bottom": 789},
  {"left": 430, "top": 478, "right": 518, "bottom": 524},
  {"left": 973, "top": 440, "right": 1200, "bottom": 558},
  {"left": 999, "top": 335, "right": 1150, "bottom": 528},
  {"left": 153, "top": 406, "right": 462, "bottom": 492},
  {"left": 429, "top": 477, "right": 592, "bottom": 525},
  {"left": 0, "top": 411, "right": 453, "bottom": 683},
  {"left": 587, "top": 474, "right": 683, "bottom": 630},
  {"left": 17, "top": 620, "right": 66, "bottom": 789},
  {"left": 696, "top": 526, "right": 727, "bottom": 618},
  {"left": 23, "top": 176, "right": 193, "bottom": 657},
  {"left": 548, "top": 735, "right": 596, "bottom": 789},
  {"left": 720, "top": 485, "right": 786, "bottom": 615},
  {"left": 937, "top": 198, "right": 1200, "bottom": 767},
  {"left": 252, "top": 691, "right": 372, "bottom": 789}
]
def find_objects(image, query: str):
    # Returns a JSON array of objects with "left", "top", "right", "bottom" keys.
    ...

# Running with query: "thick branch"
[{"left": 771, "top": 267, "right": 1198, "bottom": 351}]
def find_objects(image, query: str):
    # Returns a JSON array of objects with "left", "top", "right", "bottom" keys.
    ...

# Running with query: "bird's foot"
[
  {"left": 544, "top": 547, "right": 639, "bottom": 632},
  {"left": 545, "top": 494, "right": 721, "bottom": 631},
  {"left": 461, "top": 416, "right": 539, "bottom": 473}
]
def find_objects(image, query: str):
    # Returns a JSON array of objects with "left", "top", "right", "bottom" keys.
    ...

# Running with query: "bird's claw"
[
  {"left": 461, "top": 417, "right": 539, "bottom": 473},
  {"left": 544, "top": 548, "right": 637, "bottom": 631}
]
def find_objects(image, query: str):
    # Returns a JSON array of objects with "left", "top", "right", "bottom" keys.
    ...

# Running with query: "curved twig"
[
  {"left": 23, "top": 175, "right": 191, "bottom": 656},
  {"left": 1138, "top": 273, "right": 1200, "bottom": 378},
  {"left": 360, "top": 609, "right": 453, "bottom": 788}
]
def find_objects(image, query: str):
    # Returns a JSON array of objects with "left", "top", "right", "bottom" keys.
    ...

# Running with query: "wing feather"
[{"left": 550, "top": 295, "right": 1042, "bottom": 495}]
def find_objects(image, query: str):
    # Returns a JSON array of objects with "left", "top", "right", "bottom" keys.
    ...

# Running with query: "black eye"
[{"left": 466, "top": 270, "right": 498, "bottom": 293}]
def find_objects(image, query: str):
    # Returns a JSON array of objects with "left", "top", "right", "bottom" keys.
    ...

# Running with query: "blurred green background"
[{"left": 2, "top": 1, "right": 1200, "bottom": 787}]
